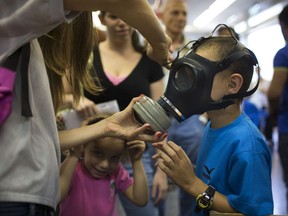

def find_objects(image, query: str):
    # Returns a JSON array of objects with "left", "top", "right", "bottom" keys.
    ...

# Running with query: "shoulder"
[{"left": 274, "top": 44, "right": 288, "bottom": 67}]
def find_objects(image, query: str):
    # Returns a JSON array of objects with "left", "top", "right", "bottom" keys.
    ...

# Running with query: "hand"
[
  {"left": 69, "top": 144, "right": 84, "bottom": 160},
  {"left": 152, "top": 141, "right": 197, "bottom": 192},
  {"left": 102, "top": 95, "right": 167, "bottom": 142},
  {"left": 146, "top": 34, "right": 173, "bottom": 67},
  {"left": 151, "top": 167, "right": 168, "bottom": 206},
  {"left": 72, "top": 143, "right": 84, "bottom": 156},
  {"left": 127, "top": 140, "right": 145, "bottom": 162},
  {"left": 73, "top": 97, "right": 98, "bottom": 119}
]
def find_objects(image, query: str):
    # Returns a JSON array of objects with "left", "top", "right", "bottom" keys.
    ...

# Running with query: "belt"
[
  {"left": 29, "top": 203, "right": 54, "bottom": 216},
  {"left": 0, "top": 202, "right": 54, "bottom": 216}
]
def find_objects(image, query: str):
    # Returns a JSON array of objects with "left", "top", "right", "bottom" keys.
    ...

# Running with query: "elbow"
[
  {"left": 133, "top": 193, "right": 149, "bottom": 207},
  {"left": 135, "top": 199, "right": 148, "bottom": 207}
]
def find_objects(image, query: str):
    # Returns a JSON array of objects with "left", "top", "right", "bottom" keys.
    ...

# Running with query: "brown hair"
[
  {"left": 38, "top": 12, "right": 102, "bottom": 112},
  {"left": 98, "top": 11, "right": 146, "bottom": 54}
]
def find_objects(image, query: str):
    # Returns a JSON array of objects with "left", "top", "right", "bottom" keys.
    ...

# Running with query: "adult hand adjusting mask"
[{"left": 133, "top": 24, "right": 260, "bottom": 133}]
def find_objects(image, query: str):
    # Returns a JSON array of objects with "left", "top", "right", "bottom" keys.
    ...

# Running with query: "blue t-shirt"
[
  {"left": 273, "top": 43, "right": 288, "bottom": 134},
  {"left": 194, "top": 113, "right": 273, "bottom": 216}
]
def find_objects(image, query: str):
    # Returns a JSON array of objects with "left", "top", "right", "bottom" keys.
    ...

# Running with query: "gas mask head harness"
[{"left": 133, "top": 24, "right": 260, "bottom": 132}]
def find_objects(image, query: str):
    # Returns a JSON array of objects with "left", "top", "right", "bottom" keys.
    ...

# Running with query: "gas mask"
[{"left": 133, "top": 24, "right": 260, "bottom": 133}]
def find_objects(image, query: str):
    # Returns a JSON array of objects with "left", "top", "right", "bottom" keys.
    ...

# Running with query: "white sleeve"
[{"left": 0, "top": 0, "right": 79, "bottom": 61}]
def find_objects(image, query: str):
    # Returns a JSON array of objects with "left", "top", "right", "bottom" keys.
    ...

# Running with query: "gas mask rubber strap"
[
  {"left": 208, "top": 58, "right": 260, "bottom": 110},
  {"left": 222, "top": 65, "right": 260, "bottom": 101}
]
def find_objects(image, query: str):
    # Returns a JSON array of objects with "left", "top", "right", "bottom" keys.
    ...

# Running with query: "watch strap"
[{"left": 195, "top": 185, "right": 216, "bottom": 212}]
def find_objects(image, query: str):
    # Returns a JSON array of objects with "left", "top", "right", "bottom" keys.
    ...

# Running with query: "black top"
[{"left": 85, "top": 47, "right": 164, "bottom": 111}]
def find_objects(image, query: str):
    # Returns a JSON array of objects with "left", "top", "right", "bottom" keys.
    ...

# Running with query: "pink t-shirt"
[{"left": 60, "top": 162, "right": 133, "bottom": 216}]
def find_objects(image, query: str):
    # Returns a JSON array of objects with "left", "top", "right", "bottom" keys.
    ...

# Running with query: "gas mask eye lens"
[{"left": 174, "top": 66, "right": 195, "bottom": 91}]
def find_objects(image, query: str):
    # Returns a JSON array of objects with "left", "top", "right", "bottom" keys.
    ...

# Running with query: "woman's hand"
[
  {"left": 73, "top": 97, "right": 98, "bottom": 119},
  {"left": 146, "top": 34, "right": 173, "bottom": 68},
  {"left": 102, "top": 95, "right": 167, "bottom": 142}
]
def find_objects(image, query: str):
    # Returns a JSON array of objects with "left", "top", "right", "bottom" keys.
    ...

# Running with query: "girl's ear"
[{"left": 227, "top": 73, "right": 243, "bottom": 94}]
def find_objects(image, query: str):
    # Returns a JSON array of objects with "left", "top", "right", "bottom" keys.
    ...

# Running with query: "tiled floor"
[{"left": 118, "top": 133, "right": 288, "bottom": 215}]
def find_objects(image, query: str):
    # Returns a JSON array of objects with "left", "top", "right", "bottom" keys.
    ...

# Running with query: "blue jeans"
[
  {"left": 0, "top": 202, "right": 54, "bottom": 216},
  {"left": 279, "top": 133, "right": 288, "bottom": 187},
  {"left": 118, "top": 184, "right": 159, "bottom": 216},
  {"left": 119, "top": 149, "right": 158, "bottom": 216}
]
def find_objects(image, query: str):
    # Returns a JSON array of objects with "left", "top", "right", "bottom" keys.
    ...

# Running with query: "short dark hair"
[
  {"left": 279, "top": 4, "right": 288, "bottom": 26},
  {"left": 217, "top": 26, "right": 240, "bottom": 40}
]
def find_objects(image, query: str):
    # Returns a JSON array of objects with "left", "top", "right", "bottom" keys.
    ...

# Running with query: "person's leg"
[
  {"left": 119, "top": 150, "right": 159, "bottom": 216},
  {"left": 179, "top": 189, "right": 196, "bottom": 216},
  {"left": 278, "top": 133, "right": 288, "bottom": 187},
  {"left": 278, "top": 133, "right": 288, "bottom": 212},
  {"left": 118, "top": 184, "right": 159, "bottom": 216},
  {"left": 0, "top": 202, "right": 29, "bottom": 216},
  {"left": 157, "top": 200, "right": 165, "bottom": 216}
]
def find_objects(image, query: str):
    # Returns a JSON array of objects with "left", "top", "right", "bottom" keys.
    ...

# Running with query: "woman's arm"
[
  {"left": 63, "top": 0, "right": 172, "bottom": 66},
  {"left": 59, "top": 96, "right": 167, "bottom": 150}
]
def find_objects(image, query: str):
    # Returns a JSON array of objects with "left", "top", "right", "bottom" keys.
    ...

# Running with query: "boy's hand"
[
  {"left": 152, "top": 141, "right": 197, "bottom": 192},
  {"left": 127, "top": 140, "right": 146, "bottom": 162}
]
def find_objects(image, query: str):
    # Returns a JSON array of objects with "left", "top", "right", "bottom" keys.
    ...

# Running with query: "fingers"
[
  {"left": 152, "top": 141, "right": 185, "bottom": 171},
  {"left": 153, "top": 142, "right": 177, "bottom": 161},
  {"left": 128, "top": 123, "right": 167, "bottom": 142},
  {"left": 125, "top": 95, "right": 144, "bottom": 111},
  {"left": 167, "top": 141, "right": 192, "bottom": 164},
  {"left": 153, "top": 150, "right": 174, "bottom": 170},
  {"left": 153, "top": 189, "right": 166, "bottom": 206},
  {"left": 152, "top": 183, "right": 167, "bottom": 206}
]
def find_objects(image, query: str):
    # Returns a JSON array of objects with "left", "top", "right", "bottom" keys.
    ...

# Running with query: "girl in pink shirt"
[{"left": 60, "top": 116, "right": 148, "bottom": 216}]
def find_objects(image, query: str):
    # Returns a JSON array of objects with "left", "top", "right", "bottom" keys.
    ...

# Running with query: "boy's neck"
[{"left": 207, "top": 104, "right": 241, "bottom": 129}]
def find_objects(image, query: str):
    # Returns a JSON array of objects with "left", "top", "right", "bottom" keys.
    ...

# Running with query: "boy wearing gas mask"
[{"left": 152, "top": 29, "right": 274, "bottom": 215}]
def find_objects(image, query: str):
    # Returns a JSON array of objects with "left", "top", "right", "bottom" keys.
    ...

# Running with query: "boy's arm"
[
  {"left": 60, "top": 152, "right": 80, "bottom": 202},
  {"left": 153, "top": 141, "right": 238, "bottom": 213},
  {"left": 122, "top": 140, "right": 148, "bottom": 206}
]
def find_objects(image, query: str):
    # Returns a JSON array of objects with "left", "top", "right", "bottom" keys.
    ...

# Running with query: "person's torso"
[
  {"left": 274, "top": 44, "right": 288, "bottom": 133},
  {"left": 195, "top": 113, "right": 273, "bottom": 215},
  {"left": 60, "top": 162, "right": 133, "bottom": 216},
  {"left": 0, "top": 2, "right": 79, "bottom": 209},
  {"left": 0, "top": 40, "right": 61, "bottom": 209},
  {"left": 85, "top": 47, "right": 164, "bottom": 110}
]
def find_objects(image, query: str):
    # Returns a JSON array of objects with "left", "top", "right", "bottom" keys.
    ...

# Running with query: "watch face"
[
  {"left": 197, "top": 195, "right": 211, "bottom": 209},
  {"left": 196, "top": 186, "right": 215, "bottom": 211}
]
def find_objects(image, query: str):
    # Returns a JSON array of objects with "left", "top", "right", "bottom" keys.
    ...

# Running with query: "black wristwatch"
[{"left": 195, "top": 185, "right": 216, "bottom": 212}]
